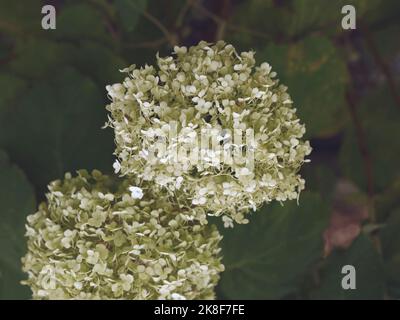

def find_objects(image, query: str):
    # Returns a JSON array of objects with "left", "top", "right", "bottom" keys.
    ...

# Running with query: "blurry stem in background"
[
  {"left": 124, "top": 37, "right": 168, "bottom": 49},
  {"left": 215, "top": 20, "right": 227, "bottom": 41},
  {"left": 142, "top": 11, "right": 178, "bottom": 47},
  {"left": 0, "top": 51, "right": 15, "bottom": 66},
  {"left": 346, "top": 91, "right": 382, "bottom": 254},
  {"left": 175, "top": 0, "right": 191, "bottom": 29},
  {"left": 0, "top": 20, "right": 23, "bottom": 36},
  {"left": 346, "top": 92, "right": 374, "bottom": 200},
  {"left": 361, "top": 22, "right": 400, "bottom": 111},
  {"left": 87, "top": 0, "right": 121, "bottom": 43},
  {"left": 188, "top": 0, "right": 272, "bottom": 41},
  {"left": 104, "top": 19, "right": 121, "bottom": 43},
  {"left": 88, "top": 0, "right": 178, "bottom": 48},
  {"left": 214, "top": 0, "right": 231, "bottom": 41}
]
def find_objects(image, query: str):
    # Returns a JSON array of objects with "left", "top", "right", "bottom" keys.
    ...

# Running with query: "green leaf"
[
  {"left": 71, "top": 42, "right": 126, "bottom": 86},
  {"left": 301, "top": 164, "right": 337, "bottom": 202},
  {"left": 7, "top": 38, "right": 125, "bottom": 85},
  {"left": 229, "top": 0, "right": 381, "bottom": 43},
  {"left": 217, "top": 192, "right": 329, "bottom": 299},
  {"left": 0, "top": 73, "right": 26, "bottom": 116},
  {"left": 380, "top": 207, "right": 400, "bottom": 298},
  {"left": 311, "top": 235, "right": 385, "bottom": 299},
  {"left": 0, "top": 41, "right": 11, "bottom": 61},
  {"left": 0, "top": 150, "right": 36, "bottom": 299},
  {"left": 375, "top": 178, "right": 400, "bottom": 223},
  {"left": 7, "top": 39, "right": 74, "bottom": 79},
  {"left": 284, "top": 0, "right": 381, "bottom": 37},
  {"left": 372, "top": 23, "right": 400, "bottom": 57},
  {"left": 340, "top": 86, "right": 400, "bottom": 193},
  {"left": 364, "top": 0, "right": 400, "bottom": 26},
  {"left": 0, "top": 0, "right": 43, "bottom": 36},
  {"left": 370, "top": 23, "right": 400, "bottom": 88},
  {"left": 226, "top": 0, "right": 278, "bottom": 49},
  {"left": 259, "top": 36, "right": 348, "bottom": 138},
  {"left": 115, "top": 0, "right": 148, "bottom": 32},
  {"left": 55, "top": 3, "right": 114, "bottom": 45},
  {"left": 0, "top": 67, "right": 114, "bottom": 192}
]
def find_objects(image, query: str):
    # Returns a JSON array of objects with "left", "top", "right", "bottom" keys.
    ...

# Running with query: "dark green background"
[{"left": 0, "top": 0, "right": 399, "bottom": 300}]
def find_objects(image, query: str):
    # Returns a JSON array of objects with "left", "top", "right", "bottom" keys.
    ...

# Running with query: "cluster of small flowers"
[
  {"left": 106, "top": 41, "right": 311, "bottom": 224},
  {"left": 22, "top": 41, "right": 311, "bottom": 300},
  {"left": 22, "top": 170, "right": 224, "bottom": 300}
]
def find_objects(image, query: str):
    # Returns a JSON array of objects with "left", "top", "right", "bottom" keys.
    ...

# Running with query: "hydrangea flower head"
[
  {"left": 22, "top": 170, "right": 224, "bottom": 299},
  {"left": 106, "top": 41, "right": 312, "bottom": 224}
]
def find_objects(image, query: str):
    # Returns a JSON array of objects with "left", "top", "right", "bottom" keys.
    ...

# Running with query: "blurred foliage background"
[{"left": 0, "top": 0, "right": 399, "bottom": 300}]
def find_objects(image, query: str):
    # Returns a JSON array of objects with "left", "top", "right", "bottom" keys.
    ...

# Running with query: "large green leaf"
[
  {"left": 0, "top": 73, "right": 26, "bottom": 116},
  {"left": 226, "top": 0, "right": 278, "bottom": 49},
  {"left": 217, "top": 192, "right": 329, "bottom": 299},
  {"left": 364, "top": 0, "right": 400, "bottom": 27},
  {"left": 71, "top": 42, "right": 126, "bottom": 86},
  {"left": 115, "top": 0, "right": 148, "bottom": 32},
  {"left": 6, "top": 38, "right": 125, "bottom": 85},
  {"left": 54, "top": 3, "right": 114, "bottom": 45},
  {"left": 0, "top": 150, "right": 36, "bottom": 299},
  {"left": 375, "top": 179, "right": 400, "bottom": 223},
  {"left": 0, "top": 67, "right": 114, "bottom": 192},
  {"left": 259, "top": 36, "right": 348, "bottom": 138},
  {"left": 372, "top": 23, "right": 400, "bottom": 58},
  {"left": 301, "top": 164, "right": 337, "bottom": 202},
  {"left": 229, "top": 0, "right": 381, "bottom": 44},
  {"left": 283, "top": 0, "right": 380, "bottom": 37},
  {"left": 340, "top": 86, "right": 400, "bottom": 193},
  {"left": 370, "top": 23, "right": 400, "bottom": 88},
  {"left": 379, "top": 198, "right": 400, "bottom": 298},
  {"left": 311, "top": 235, "right": 385, "bottom": 299},
  {"left": 7, "top": 39, "right": 74, "bottom": 79},
  {"left": 0, "top": 0, "right": 43, "bottom": 36}
]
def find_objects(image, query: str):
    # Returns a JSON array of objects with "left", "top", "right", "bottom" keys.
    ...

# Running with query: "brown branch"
[
  {"left": 175, "top": 0, "right": 191, "bottom": 28},
  {"left": 0, "top": 51, "right": 15, "bottom": 65},
  {"left": 346, "top": 92, "right": 383, "bottom": 254},
  {"left": 103, "top": 19, "right": 121, "bottom": 42},
  {"left": 214, "top": 0, "right": 231, "bottom": 41},
  {"left": 87, "top": 0, "right": 121, "bottom": 43},
  {"left": 0, "top": 20, "right": 23, "bottom": 35},
  {"left": 189, "top": 0, "right": 272, "bottom": 41},
  {"left": 346, "top": 91, "right": 374, "bottom": 199},
  {"left": 361, "top": 22, "right": 400, "bottom": 111},
  {"left": 142, "top": 11, "right": 177, "bottom": 47},
  {"left": 124, "top": 37, "right": 168, "bottom": 49}
]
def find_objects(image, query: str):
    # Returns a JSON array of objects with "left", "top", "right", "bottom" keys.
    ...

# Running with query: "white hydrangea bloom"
[
  {"left": 113, "top": 160, "right": 121, "bottom": 173},
  {"left": 21, "top": 170, "right": 224, "bottom": 300},
  {"left": 106, "top": 41, "right": 312, "bottom": 225},
  {"left": 128, "top": 186, "right": 143, "bottom": 199}
]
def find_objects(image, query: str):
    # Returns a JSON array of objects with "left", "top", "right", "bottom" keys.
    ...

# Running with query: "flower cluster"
[
  {"left": 22, "top": 41, "right": 311, "bottom": 300},
  {"left": 106, "top": 41, "right": 311, "bottom": 224},
  {"left": 22, "top": 170, "right": 224, "bottom": 300}
]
